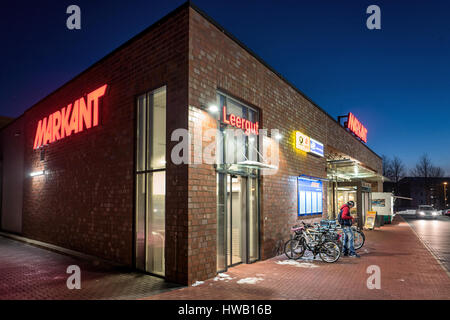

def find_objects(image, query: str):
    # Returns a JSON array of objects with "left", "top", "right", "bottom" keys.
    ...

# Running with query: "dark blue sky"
[{"left": 1, "top": 0, "right": 449, "bottom": 174}]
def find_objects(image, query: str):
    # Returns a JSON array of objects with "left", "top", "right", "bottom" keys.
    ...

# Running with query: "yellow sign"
[
  {"left": 295, "top": 131, "right": 310, "bottom": 152},
  {"left": 364, "top": 211, "right": 377, "bottom": 230}
]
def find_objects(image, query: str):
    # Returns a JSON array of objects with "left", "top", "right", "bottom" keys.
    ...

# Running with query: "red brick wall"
[
  {"left": 187, "top": 7, "right": 382, "bottom": 282},
  {"left": 187, "top": 106, "right": 218, "bottom": 283},
  {"left": 2, "top": 7, "right": 190, "bottom": 284},
  {"left": 0, "top": 4, "right": 383, "bottom": 286}
]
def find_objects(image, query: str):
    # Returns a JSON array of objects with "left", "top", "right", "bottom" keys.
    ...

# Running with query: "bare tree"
[
  {"left": 383, "top": 155, "right": 406, "bottom": 196},
  {"left": 382, "top": 154, "right": 392, "bottom": 177},
  {"left": 410, "top": 154, "right": 433, "bottom": 177},
  {"left": 390, "top": 156, "right": 406, "bottom": 183},
  {"left": 410, "top": 154, "right": 445, "bottom": 206},
  {"left": 430, "top": 166, "right": 444, "bottom": 177},
  {"left": 410, "top": 154, "right": 444, "bottom": 178}
]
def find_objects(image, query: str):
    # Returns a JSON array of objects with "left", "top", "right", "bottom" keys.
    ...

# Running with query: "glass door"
[
  {"left": 227, "top": 175, "right": 246, "bottom": 266},
  {"left": 248, "top": 177, "right": 259, "bottom": 262},
  {"left": 361, "top": 192, "right": 371, "bottom": 223},
  {"left": 217, "top": 173, "right": 259, "bottom": 271},
  {"left": 337, "top": 187, "right": 357, "bottom": 211}
]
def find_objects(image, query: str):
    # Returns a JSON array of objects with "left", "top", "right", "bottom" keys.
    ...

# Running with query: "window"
[
  {"left": 217, "top": 92, "right": 260, "bottom": 167},
  {"left": 135, "top": 86, "right": 166, "bottom": 276},
  {"left": 298, "top": 177, "right": 323, "bottom": 216}
]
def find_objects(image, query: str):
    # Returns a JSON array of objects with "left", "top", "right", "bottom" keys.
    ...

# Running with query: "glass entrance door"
[
  {"left": 227, "top": 175, "right": 246, "bottom": 266},
  {"left": 217, "top": 173, "right": 259, "bottom": 271},
  {"left": 361, "top": 192, "right": 371, "bottom": 223}
]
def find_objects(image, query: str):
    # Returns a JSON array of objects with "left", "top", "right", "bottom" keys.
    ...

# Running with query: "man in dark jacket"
[{"left": 341, "top": 201, "right": 360, "bottom": 258}]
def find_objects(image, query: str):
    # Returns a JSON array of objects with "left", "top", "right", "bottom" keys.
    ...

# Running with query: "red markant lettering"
[
  {"left": 33, "top": 84, "right": 107, "bottom": 149},
  {"left": 346, "top": 112, "right": 368, "bottom": 143},
  {"left": 222, "top": 106, "right": 259, "bottom": 135}
]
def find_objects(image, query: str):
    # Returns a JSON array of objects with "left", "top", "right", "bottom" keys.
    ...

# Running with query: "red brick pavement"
[
  {"left": 146, "top": 216, "right": 450, "bottom": 300},
  {"left": 0, "top": 236, "right": 181, "bottom": 300}
]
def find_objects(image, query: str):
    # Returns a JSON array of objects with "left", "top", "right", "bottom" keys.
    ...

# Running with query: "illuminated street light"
[{"left": 444, "top": 182, "right": 448, "bottom": 208}]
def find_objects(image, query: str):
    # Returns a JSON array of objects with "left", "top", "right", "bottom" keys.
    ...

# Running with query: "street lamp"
[{"left": 444, "top": 182, "right": 448, "bottom": 208}]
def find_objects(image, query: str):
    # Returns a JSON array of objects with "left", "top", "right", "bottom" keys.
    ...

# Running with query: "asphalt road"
[{"left": 401, "top": 214, "right": 450, "bottom": 274}]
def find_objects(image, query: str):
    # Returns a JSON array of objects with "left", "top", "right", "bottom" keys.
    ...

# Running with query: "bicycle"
[
  {"left": 320, "top": 219, "right": 365, "bottom": 250},
  {"left": 334, "top": 222, "right": 365, "bottom": 250},
  {"left": 273, "top": 238, "right": 285, "bottom": 257},
  {"left": 284, "top": 222, "right": 341, "bottom": 263}
]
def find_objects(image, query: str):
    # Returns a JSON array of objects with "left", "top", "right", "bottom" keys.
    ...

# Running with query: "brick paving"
[
  {"left": 0, "top": 236, "right": 181, "bottom": 300},
  {"left": 147, "top": 215, "right": 450, "bottom": 300},
  {"left": 1, "top": 215, "right": 449, "bottom": 300}
]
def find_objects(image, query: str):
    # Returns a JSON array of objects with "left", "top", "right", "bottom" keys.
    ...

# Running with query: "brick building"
[{"left": 0, "top": 3, "right": 382, "bottom": 285}]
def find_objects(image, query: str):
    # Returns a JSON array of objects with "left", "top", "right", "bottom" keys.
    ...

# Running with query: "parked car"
[
  {"left": 415, "top": 205, "right": 439, "bottom": 219},
  {"left": 443, "top": 209, "right": 450, "bottom": 216}
]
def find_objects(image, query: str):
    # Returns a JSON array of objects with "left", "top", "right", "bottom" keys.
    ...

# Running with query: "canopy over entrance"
[{"left": 327, "top": 159, "right": 387, "bottom": 182}]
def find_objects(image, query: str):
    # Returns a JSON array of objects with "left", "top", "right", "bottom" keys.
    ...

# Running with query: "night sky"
[{"left": 1, "top": 0, "right": 449, "bottom": 174}]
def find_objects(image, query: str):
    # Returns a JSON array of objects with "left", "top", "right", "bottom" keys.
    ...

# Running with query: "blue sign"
[
  {"left": 298, "top": 177, "right": 323, "bottom": 216},
  {"left": 309, "top": 138, "right": 324, "bottom": 157}
]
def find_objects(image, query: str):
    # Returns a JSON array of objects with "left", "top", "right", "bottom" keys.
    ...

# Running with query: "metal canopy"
[
  {"left": 327, "top": 159, "right": 384, "bottom": 182},
  {"left": 236, "top": 160, "right": 278, "bottom": 170}
]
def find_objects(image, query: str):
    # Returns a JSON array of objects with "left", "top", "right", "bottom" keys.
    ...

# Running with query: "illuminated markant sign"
[
  {"left": 33, "top": 84, "right": 108, "bottom": 149},
  {"left": 222, "top": 106, "right": 259, "bottom": 135},
  {"left": 346, "top": 112, "right": 368, "bottom": 143}
]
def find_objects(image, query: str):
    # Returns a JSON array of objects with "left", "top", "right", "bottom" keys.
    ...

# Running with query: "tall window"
[{"left": 135, "top": 86, "right": 166, "bottom": 276}]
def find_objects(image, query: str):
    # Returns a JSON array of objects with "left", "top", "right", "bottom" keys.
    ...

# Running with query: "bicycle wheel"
[
  {"left": 319, "top": 241, "right": 341, "bottom": 263},
  {"left": 353, "top": 230, "right": 365, "bottom": 250},
  {"left": 284, "top": 239, "right": 305, "bottom": 259}
]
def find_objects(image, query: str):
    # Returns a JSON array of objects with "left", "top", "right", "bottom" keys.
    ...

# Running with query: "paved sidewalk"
[
  {"left": 147, "top": 216, "right": 450, "bottom": 300},
  {"left": 0, "top": 236, "right": 180, "bottom": 300}
]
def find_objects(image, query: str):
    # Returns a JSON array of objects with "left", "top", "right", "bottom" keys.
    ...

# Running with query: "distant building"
[{"left": 385, "top": 177, "right": 450, "bottom": 210}]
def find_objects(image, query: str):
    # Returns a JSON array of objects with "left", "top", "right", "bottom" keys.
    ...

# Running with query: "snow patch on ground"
[
  {"left": 276, "top": 260, "right": 318, "bottom": 268},
  {"left": 237, "top": 277, "right": 264, "bottom": 284},
  {"left": 297, "top": 252, "right": 322, "bottom": 261},
  {"left": 213, "top": 273, "right": 233, "bottom": 282},
  {"left": 191, "top": 281, "right": 204, "bottom": 287},
  {"left": 396, "top": 210, "right": 416, "bottom": 215}
]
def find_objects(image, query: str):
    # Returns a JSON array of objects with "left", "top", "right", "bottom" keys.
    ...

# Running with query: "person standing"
[{"left": 340, "top": 201, "right": 360, "bottom": 258}]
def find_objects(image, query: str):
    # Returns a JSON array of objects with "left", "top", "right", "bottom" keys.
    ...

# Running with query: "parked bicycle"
[
  {"left": 284, "top": 222, "right": 341, "bottom": 263},
  {"left": 318, "top": 219, "right": 365, "bottom": 251}
]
